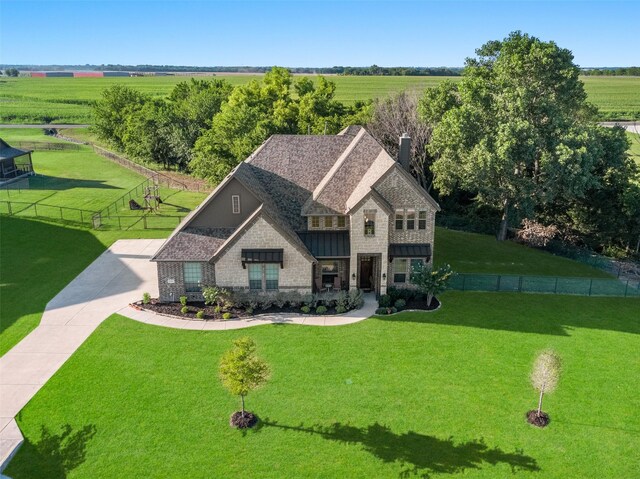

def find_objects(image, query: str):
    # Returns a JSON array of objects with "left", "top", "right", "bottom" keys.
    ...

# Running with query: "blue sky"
[{"left": 1, "top": 1, "right": 638, "bottom": 67}]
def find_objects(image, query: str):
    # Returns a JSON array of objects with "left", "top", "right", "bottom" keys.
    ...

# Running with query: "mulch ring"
[
  {"left": 526, "top": 410, "right": 550, "bottom": 428},
  {"left": 404, "top": 296, "right": 441, "bottom": 311},
  {"left": 230, "top": 411, "right": 258, "bottom": 429}
]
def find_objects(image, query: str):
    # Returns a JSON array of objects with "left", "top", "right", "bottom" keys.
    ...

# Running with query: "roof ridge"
[{"left": 310, "top": 128, "right": 366, "bottom": 202}]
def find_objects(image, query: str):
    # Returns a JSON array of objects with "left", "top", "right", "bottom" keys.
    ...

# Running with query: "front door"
[{"left": 359, "top": 257, "right": 372, "bottom": 290}]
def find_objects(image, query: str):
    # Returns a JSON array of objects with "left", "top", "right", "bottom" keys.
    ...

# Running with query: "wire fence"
[
  {"left": 449, "top": 273, "right": 640, "bottom": 298},
  {"left": 0, "top": 200, "right": 97, "bottom": 227}
]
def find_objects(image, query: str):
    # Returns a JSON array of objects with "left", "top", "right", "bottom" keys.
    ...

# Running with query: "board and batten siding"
[{"left": 214, "top": 216, "right": 313, "bottom": 292}]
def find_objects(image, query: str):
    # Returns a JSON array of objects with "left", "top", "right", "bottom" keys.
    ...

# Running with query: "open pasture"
[{"left": 1, "top": 75, "right": 638, "bottom": 124}]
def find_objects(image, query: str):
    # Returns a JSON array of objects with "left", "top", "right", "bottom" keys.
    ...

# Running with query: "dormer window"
[
  {"left": 311, "top": 216, "right": 320, "bottom": 228},
  {"left": 231, "top": 195, "right": 241, "bottom": 214},
  {"left": 324, "top": 216, "right": 333, "bottom": 228},
  {"left": 337, "top": 216, "right": 346, "bottom": 228},
  {"left": 364, "top": 209, "right": 376, "bottom": 236}
]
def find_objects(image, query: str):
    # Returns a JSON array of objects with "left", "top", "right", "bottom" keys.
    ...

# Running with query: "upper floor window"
[
  {"left": 184, "top": 262, "right": 203, "bottom": 292},
  {"left": 231, "top": 195, "right": 241, "bottom": 214},
  {"left": 324, "top": 216, "right": 333, "bottom": 228},
  {"left": 406, "top": 210, "right": 416, "bottom": 230},
  {"left": 311, "top": 216, "right": 320, "bottom": 228},
  {"left": 364, "top": 209, "right": 376, "bottom": 236},
  {"left": 418, "top": 210, "right": 427, "bottom": 230},
  {"left": 337, "top": 216, "right": 346, "bottom": 228},
  {"left": 395, "top": 210, "right": 404, "bottom": 230}
]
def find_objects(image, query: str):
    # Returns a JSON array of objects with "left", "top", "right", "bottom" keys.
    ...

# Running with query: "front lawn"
[{"left": 7, "top": 293, "right": 639, "bottom": 478}]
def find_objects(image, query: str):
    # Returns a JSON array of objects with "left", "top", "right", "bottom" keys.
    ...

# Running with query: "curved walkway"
[
  {"left": 119, "top": 295, "right": 376, "bottom": 330},
  {"left": 0, "top": 239, "right": 375, "bottom": 471}
]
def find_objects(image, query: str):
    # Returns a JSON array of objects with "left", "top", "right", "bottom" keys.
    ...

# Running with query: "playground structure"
[{"left": 129, "top": 185, "right": 163, "bottom": 211}]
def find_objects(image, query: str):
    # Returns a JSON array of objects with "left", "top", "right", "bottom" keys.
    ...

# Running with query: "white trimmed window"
[
  {"left": 364, "top": 209, "right": 376, "bottom": 236},
  {"left": 231, "top": 195, "right": 241, "bottom": 214},
  {"left": 418, "top": 210, "right": 427, "bottom": 230},
  {"left": 311, "top": 216, "right": 320, "bottom": 228},
  {"left": 406, "top": 210, "right": 416, "bottom": 230},
  {"left": 324, "top": 216, "right": 333, "bottom": 228},
  {"left": 395, "top": 209, "right": 404, "bottom": 230},
  {"left": 184, "top": 262, "right": 203, "bottom": 292},
  {"left": 337, "top": 216, "right": 346, "bottom": 228},
  {"left": 248, "top": 264, "right": 279, "bottom": 291}
]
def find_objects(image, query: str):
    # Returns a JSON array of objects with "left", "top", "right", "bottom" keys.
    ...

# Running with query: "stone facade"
[
  {"left": 307, "top": 215, "right": 350, "bottom": 231},
  {"left": 375, "top": 168, "right": 437, "bottom": 256},
  {"left": 215, "top": 216, "right": 313, "bottom": 292},
  {"left": 348, "top": 196, "right": 390, "bottom": 294},
  {"left": 157, "top": 261, "right": 215, "bottom": 302}
]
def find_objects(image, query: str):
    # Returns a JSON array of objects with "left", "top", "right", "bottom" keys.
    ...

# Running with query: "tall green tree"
[
  {"left": 92, "top": 85, "right": 146, "bottom": 149},
  {"left": 422, "top": 31, "right": 601, "bottom": 240}
]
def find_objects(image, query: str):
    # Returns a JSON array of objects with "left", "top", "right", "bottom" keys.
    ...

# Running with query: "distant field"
[{"left": 0, "top": 75, "right": 638, "bottom": 124}]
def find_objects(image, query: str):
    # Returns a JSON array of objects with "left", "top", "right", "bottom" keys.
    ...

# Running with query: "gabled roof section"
[
  {"left": 372, "top": 163, "right": 441, "bottom": 211},
  {"left": 212, "top": 205, "right": 315, "bottom": 263},
  {"left": 152, "top": 227, "right": 235, "bottom": 262},
  {"left": 303, "top": 128, "right": 386, "bottom": 215}
]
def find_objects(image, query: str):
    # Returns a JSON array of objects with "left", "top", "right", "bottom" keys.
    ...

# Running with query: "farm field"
[
  {"left": 0, "top": 75, "right": 638, "bottom": 124},
  {"left": 627, "top": 131, "right": 640, "bottom": 166},
  {"left": 0, "top": 128, "right": 207, "bottom": 355},
  {"left": 5, "top": 293, "right": 640, "bottom": 478}
]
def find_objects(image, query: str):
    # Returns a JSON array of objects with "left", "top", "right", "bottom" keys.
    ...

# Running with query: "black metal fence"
[{"left": 449, "top": 273, "right": 640, "bottom": 298}]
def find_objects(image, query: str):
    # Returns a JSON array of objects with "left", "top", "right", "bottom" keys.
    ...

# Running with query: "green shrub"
[
  {"left": 142, "top": 292, "right": 151, "bottom": 305},
  {"left": 181, "top": 306, "right": 189, "bottom": 315},
  {"left": 301, "top": 294, "right": 314, "bottom": 307},
  {"left": 179, "top": 296, "right": 188, "bottom": 307},
  {"left": 335, "top": 290, "right": 349, "bottom": 310},
  {"left": 214, "top": 305, "right": 222, "bottom": 314},
  {"left": 222, "top": 312, "right": 232, "bottom": 320},
  {"left": 378, "top": 294, "right": 391, "bottom": 307},
  {"left": 246, "top": 307, "right": 254, "bottom": 315},
  {"left": 316, "top": 305, "right": 328, "bottom": 314},
  {"left": 274, "top": 292, "right": 288, "bottom": 309},
  {"left": 259, "top": 294, "right": 275, "bottom": 311},
  {"left": 375, "top": 307, "right": 388, "bottom": 315},
  {"left": 301, "top": 306, "right": 311, "bottom": 314},
  {"left": 287, "top": 291, "right": 303, "bottom": 308},
  {"left": 348, "top": 289, "right": 364, "bottom": 310},
  {"left": 203, "top": 286, "right": 232, "bottom": 310},
  {"left": 394, "top": 299, "right": 406, "bottom": 310},
  {"left": 336, "top": 306, "right": 347, "bottom": 314},
  {"left": 389, "top": 307, "right": 397, "bottom": 314},
  {"left": 196, "top": 310, "right": 205, "bottom": 319}
]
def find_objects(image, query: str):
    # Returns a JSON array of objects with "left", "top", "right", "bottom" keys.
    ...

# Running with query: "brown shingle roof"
[{"left": 153, "top": 227, "right": 234, "bottom": 261}]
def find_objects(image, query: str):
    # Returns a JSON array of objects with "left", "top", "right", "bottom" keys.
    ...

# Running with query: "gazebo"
[{"left": 0, "top": 138, "right": 34, "bottom": 182}]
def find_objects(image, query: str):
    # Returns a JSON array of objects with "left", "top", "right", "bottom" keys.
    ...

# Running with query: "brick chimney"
[{"left": 398, "top": 133, "right": 411, "bottom": 172}]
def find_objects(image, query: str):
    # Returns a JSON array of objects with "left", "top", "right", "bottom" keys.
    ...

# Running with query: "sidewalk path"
[
  {"left": 0, "top": 238, "right": 375, "bottom": 471},
  {"left": 0, "top": 239, "right": 163, "bottom": 471},
  {"left": 119, "top": 293, "right": 376, "bottom": 330}
]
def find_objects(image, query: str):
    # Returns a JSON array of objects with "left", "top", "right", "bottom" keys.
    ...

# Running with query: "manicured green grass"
[
  {"left": 1, "top": 75, "right": 638, "bottom": 123},
  {"left": 627, "top": 131, "right": 640, "bottom": 167},
  {"left": 6, "top": 293, "right": 639, "bottom": 478},
  {"left": 0, "top": 128, "right": 206, "bottom": 354},
  {"left": 434, "top": 228, "right": 610, "bottom": 278}
]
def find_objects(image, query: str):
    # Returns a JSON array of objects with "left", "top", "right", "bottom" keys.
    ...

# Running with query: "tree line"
[
  {"left": 93, "top": 32, "right": 640, "bottom": 257},
  {"left": 581, "top": 67, "right": 640, "bottom": 76}
]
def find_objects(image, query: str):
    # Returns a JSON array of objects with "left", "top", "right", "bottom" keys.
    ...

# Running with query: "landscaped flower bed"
[
  {"left": 375, "top": 286, "right": 441, "bottom": 315},
  {"left": 134, "top": 288, "right": 365, "bottom": 321}
]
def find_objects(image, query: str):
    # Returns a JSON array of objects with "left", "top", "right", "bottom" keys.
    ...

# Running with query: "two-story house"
[{"left": 151, "top": 126, "right": 440, "bottom": 301}]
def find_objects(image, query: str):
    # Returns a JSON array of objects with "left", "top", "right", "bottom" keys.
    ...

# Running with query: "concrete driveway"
[{"left": 0, "top": 239, "right": 164, "bottom": 470}]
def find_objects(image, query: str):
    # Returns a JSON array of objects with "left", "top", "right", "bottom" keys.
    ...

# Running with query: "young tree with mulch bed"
[
  {"left": 528, "top": 349, "right": 562, "bottom": 427},
  {"left": 410, "top": 263, "right": 454, "bottom": 307},
  {"left": 219, "top": 337, "right": 270, "bottom": 429}
]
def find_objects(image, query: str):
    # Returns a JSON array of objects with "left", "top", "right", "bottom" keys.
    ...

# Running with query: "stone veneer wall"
[
  {"left": 348, "top": 196, "right": 390, "bottom": 294},
  {"left": 157, "top": 261, "right": 215, "bottom": 302},
  {"left": 306, "top": 215, "right": 350, "bottom": 231},
  {"left": 215, "top": 216, "right": 313, "bottom": 292}
]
